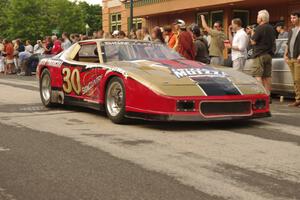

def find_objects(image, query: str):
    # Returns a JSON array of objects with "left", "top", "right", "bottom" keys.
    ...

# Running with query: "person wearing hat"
[
  {"left": 275, "top": 22, "right": 288, "bottom": 39},
  {"left": 200, "top": 15, "right": 226, "bottom": 65},
  {"left": 173, "top": 19, "right": 195, "bottom": 60},
  {"left": 191, "top": 25, "right": 210, "bottom": 64},
  {"left": 112, "top": 30, "right": 120, "bottom": 38}
]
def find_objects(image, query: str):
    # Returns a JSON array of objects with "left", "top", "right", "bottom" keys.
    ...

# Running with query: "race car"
[{"left": 37, "top": 39, "right": 270, "bottom": 123}]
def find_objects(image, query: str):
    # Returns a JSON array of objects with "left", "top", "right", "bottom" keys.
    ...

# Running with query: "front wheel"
[
  {"left": 40, "top": 69, "right": 53, "bottom": 107},
  {"left": 105, "top": 77, "right": 126, "bottom": 124}
]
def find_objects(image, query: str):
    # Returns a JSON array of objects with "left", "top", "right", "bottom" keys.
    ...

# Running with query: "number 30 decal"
[{"left": 62, "top": 68, "right": 82, "bottom": 95}]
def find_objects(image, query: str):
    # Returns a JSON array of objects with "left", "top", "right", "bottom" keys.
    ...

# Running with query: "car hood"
[{"left": 106, "top": 59, "right": 266, "bottom": 97}]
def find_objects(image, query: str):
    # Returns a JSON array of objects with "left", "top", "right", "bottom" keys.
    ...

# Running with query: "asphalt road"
[{"left": 0, "top": 74, "right": 299, "bottom": 200}]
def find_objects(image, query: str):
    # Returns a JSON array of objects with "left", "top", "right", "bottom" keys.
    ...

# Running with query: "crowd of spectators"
[{"left": 0, "top": 32, "right": 93, "bottom": 75}]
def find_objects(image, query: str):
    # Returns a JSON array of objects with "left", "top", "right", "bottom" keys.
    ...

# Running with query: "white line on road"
[{"left": 0, "top": 147, "right": 10, "bottom": 152}]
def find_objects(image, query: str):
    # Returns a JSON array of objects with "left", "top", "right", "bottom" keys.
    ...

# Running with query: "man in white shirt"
[
  {"left": 228, "top": 18, "right": 249, "bottom": 71},
  {"left": 33, "top": 40, "right": 44, "bottom": 54}
]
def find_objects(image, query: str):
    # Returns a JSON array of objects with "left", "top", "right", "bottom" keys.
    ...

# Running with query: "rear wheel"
[
  {"left": 105, "top": 77, "right": 126, "bottom": 124},
  {"left": 40, "top": 69, "right": 53, "bottom": 107}
]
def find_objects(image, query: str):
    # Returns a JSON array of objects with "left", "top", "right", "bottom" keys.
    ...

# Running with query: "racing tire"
[
  {"left": 40, "top": 69, "right": 54, "bottom": 107},
  {"left": 105, "top": 77, "right": 127, "bottom": 124}
]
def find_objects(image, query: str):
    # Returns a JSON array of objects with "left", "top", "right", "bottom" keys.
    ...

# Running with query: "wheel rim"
[
  {"left": 41, "top": 74, "right": 51, "bottom": 102},
  {"left": 107, "top": 82, "right": 124, "bottom": 117}
]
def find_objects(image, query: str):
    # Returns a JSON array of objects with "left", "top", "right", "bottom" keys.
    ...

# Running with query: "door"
[
  {"left": 272, "top": 39, "right": 294, "bottom": 93},
  {"left": 61, "top": 42, "right": 105, "bottom": 103}
]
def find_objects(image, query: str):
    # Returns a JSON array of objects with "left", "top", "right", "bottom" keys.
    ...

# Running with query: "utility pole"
[
  {"left": 120, "top": 0, "right": 134, "bottom": 31},
  {"left": 129, "top": 0, "right": 134, "bottom": 31}
]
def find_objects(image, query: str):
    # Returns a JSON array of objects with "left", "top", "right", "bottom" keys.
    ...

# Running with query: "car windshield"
[
  {"left": 101, "top": 41, "right": 182, "bottom": 62},
  {"left": 274, "top": 39, "right": 287, "bottom": 58}
]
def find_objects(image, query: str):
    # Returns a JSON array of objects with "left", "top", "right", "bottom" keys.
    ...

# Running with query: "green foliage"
[
  {"left": 0, "top": 0, "right": 102, "bottom": 41},
  {"left": 0, "top": 0, "right": 10, "bottom": 38},
  {"left": 78, "top": 2, "right": 102, "bottom": 33}
]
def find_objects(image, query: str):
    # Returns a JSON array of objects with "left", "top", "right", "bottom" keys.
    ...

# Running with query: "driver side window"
[{"left": 74, "top": 43, "right": 99, "bottom": 63}]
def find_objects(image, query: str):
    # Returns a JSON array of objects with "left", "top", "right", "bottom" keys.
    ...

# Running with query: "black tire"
[
  {"left": 105, "top": 77, "right": 127, "bottom": 124},
  {"left": 40, "top": 69, "right": 54, "bottom": 107}
]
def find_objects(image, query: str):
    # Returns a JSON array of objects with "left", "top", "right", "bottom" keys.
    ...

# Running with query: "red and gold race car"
[{"left": 37, "top": 39, "right": 270, "bottom": 123}]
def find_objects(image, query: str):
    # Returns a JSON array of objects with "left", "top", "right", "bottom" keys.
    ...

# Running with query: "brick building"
[{"left": 102, "top": 0, "right": 300, "bottom": 34}]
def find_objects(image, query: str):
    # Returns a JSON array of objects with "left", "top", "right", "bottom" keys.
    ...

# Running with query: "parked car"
[
  {"left": 244, "top": 39, "right": 294, "bottom": 95},
  {"left": 21, "top": 53, "right": 53, "bottom": 76},
  {"left": 37, "top": 39, "right": 270, "bottom": 123}
]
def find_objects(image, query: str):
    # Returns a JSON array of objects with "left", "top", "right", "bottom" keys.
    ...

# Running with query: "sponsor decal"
[
  {"left": 82, "top": 71, "right": 102, "bottom": 99},
  {"left": 171, "top": 67, "right": 227, "bottom": 79},
  {"left": 153, "top": 59, "right": 239, "bottom": 96},
  {"left": 82, "top": 75, "right": 103, "bottom": 95},
  {"left": 46, "top": 60, "right": 63, "bottom": 68},
  {"left": 85, "top": 64, "right": 103, "bottom": 69}
]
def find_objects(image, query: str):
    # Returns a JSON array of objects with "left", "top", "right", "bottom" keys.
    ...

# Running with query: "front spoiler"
[{"left": 125, "top": 112, "right": 271, "bottom": 122}]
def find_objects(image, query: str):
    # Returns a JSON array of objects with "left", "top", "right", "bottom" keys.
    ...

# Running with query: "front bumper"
[{"left": 125, "top": 111, "right": 271, "bottom": 122}]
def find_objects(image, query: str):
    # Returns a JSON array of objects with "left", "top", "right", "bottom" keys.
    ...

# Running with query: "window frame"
[
  {"left": 210, "top": 10, "right": 224, "bottom": 27},
  {"left": 72, "top": 42, "right": 100, "bottom": 63},
  {"left": 196, "top": 12, "right": 210, "bottom": 27},
  {"left": 196, "top": 10, "right": 224, "bottom": 28},
  {"left": 110, "top": 13, "right": 122, "bottom": 33},
  {"left": 233, "top": 9, "right": 250, "bottom": 28},
  {"left": 127, "top": 17, "right": 143, "bottom": 32}
]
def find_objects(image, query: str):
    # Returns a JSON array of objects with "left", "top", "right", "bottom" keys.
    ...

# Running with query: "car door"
[
  {"left": 61, "top": 42, "right": 105, "bottom": 104},
  {"left": 272, "top": 39, "right": 294, "bottom": 93}
]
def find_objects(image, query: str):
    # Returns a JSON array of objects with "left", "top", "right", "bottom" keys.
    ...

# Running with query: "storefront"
[{"left": 103, "top": 0, "right": 300, "bottom": 34}]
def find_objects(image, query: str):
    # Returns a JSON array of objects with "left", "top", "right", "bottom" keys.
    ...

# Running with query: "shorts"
[
  {"left": 251, "top": 54, "right": 272, "bottom": 78},
  {"left": 210, "top": 56, "right": 224, "bottom": 66},
  {"left": 6, "top": 59, "right": 14, "bottom": 64},
  {"left": 233, "top": 57, "right": 246, "bottom": 71}
]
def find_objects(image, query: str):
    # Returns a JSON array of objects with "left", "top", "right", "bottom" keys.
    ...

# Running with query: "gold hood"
[{"left": 107, "top": 60, "right": 266, "bottom": 97}]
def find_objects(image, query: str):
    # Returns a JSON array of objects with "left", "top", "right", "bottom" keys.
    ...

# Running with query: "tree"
[
  {"left": 0, "top": 0, "right": 10, "bottom": 39},
  {"left": 0, "top": 0, "right": 102, "bottom": 41},
  {"left": 78, "top": 2, "right": 102, "bottom": 33},
  {"left": 47, "top": 0, "right": 86, "bottom": 35}
]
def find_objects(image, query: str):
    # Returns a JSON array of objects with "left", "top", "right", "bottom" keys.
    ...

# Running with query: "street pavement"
[{"left": 0, "top": 74, "right": 299, "bottom": 200}]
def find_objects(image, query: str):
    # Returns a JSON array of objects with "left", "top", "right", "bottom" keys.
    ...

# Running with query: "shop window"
[
  {"left": 233, "top": 10, "right": 249, "bottom": 27},
  {"left": 134, "top": 18, "right": 143, "bottom": 30},
  {"left": 110, "top": 13, "right": 122, "bottom": 32},
  {"left": 196, "top": 12, "right": 210, "bottom": 28},
  {"left": 128, "top": 17, "right": 143, "bottom": 31},
  {"left": 210, "top": 10, "right": 224, "bottom": 27}
]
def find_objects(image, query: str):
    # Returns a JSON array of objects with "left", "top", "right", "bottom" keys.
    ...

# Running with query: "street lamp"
[
  {"left": 120, "top": 0, "right": 134, "bottom": 31},
  {"left": 85, "top": 24, "right": 90, "bottom": 36}
]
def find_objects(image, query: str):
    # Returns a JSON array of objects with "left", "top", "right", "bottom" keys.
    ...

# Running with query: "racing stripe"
[{"left": 192, "top": 77, "right": 242, "bottom": 96}]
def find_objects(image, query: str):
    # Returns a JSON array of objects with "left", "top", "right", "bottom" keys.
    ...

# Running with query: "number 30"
[{"left": 62, "top": 68, "right": 82, "bottom": 95}]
